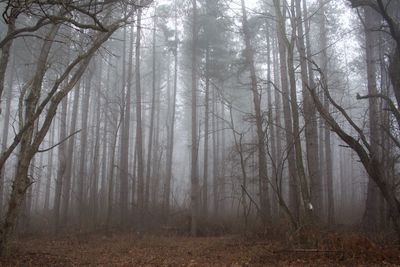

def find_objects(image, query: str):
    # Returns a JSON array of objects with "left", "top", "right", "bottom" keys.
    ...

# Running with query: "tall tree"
[
  {"left": 0, "top": 5, "right": 139, "bottom": 253},
  {"left": 190, "top": 0, "right": 200, "bottom": 236},
  {"left": 0, "top": 54, "right": 14, "bottom": 216},
  {"left": 273, "top": 0, "right": 300, "bottom": 225},
  {"left": 318, "top": 0, "right": 334, "bottom": 224},
  {"left": 120, "top": 22, "right": 134, "bottom": 225},
  {"left": 163, "top": 1, "right": 179, "bottom": 216},
  {"left": 44, "top": 122, "right": 55, "bottom": 211},
  {"left": 240, "top": 0, "right": 271, "bottom": 223},
  {"left": 362, "top": 6, "right": 380, "bottom": 232},
  {"left": 135, "top": 7, "right": 145, "bottom": 218},
  {"left": 78, "top": 67, "right": 93, "bottom": 227},
  {"left": 145, "top": 10, "right": 158, "bottom": 210},
  {"left": 295, "top": 0, "right": 320, "bottom": 221}
]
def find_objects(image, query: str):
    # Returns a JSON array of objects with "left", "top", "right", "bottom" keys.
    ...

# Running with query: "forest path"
[{"left": 0, "top": 232, "right": 399, "bottom": 266}]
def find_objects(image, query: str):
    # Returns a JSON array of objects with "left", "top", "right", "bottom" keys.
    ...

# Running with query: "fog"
[{"left": 0, "top": 0, "right": 399, "bottom": 264}]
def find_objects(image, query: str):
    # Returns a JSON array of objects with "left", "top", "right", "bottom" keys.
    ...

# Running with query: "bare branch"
[{"left": 37, "top": 129, "right": 81, "bottom": 153}]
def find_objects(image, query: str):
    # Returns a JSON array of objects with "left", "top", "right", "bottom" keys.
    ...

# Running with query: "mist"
[{"left": 0, "top": 0, "right": 399, "bottom": 265}]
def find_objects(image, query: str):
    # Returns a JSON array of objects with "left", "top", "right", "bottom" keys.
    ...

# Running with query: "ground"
[{"left": 1, "top": 231, "right": 400, "bottom": 266}]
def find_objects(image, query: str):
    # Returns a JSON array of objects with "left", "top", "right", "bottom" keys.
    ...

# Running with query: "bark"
[
  {"left": 100, "top": 54, "right": 112, "bottom": 221},
  {"left": 219, "top": 102, "right": 226, "bottom": 212},
  {"left": 135, "top": 8, "right": 145, "bottom": 217},
  {"left": 212, "top": 85, "right": 219, "bottom": 216},
  {"left": 151, "top": 75, "right": 162, "bottom": 207},
  {"left": 0, "top": 17, "right": 15, "bottom": 109},
  {"left": 297, "top": 0, "right": 321, "bottom": 220},
  {"left": 61, "top": 83, "right": 81, "bottom": 225},
  {"left": 273, "top": 0, "right": 300, "bottom": 225},
  {"left": 240, "top": 0, "right": 271, "bottom": 223},
  {"left": 106, "top": 115, "right": 122, "bottom": 228},
  {"left": 44, "top": 122, "right": 55, "bottom": 211},
  {"left": 318, "top": 0, "right": 334, "bottom": 224},
  {"left": 191, "top": 0, "right": 200, "bottom": 236},
  {"left": 119, "top": 23, "right": 134, "bottom": 225},
  {"left": 284, "top": 0, "right": 312, "bottom": 222},
  {"left": 0, "top": 54, "right": 14, "bottom": 216},
  {"left": 203, "top": 44, "right": 210, "bottom": 217},
  {"left": 77, "top": 69, "right": 93, "bottom": 227},
  {"left": 90, "top": 58, "right": 102, "bottom": 226},
  {"left": 53, "top": 96, "right": 67, "bottom": 232},
  {"left": 265, "top": 21, "right": 278, "bottom": 220},
  {"left": 34, "top": 152, "right": 44, "bottom": 211},
  {"left": 145, "top": 13, "right": 158, "bottom": 210},
  {"left": 272, "top": 29, "right": 283, "bottom": 219},
  {"left": 117, "top": 24, "right": 128, "bottom": 224},
  {"left": 362, "top": 6, "right": 380, "bottom": 232},
  {"left": 163, "top": 7, "right": 178, "bottom": 216}
]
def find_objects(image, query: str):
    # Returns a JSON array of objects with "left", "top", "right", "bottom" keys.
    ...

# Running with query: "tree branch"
[{"left": 37, "top": 129, "right": 81, "bottom": 153}]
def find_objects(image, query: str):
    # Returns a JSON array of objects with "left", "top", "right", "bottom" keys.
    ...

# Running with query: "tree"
[
  {"left": 135, "top": 7, "right": 145, "bottom": 219},
  {"left": 361, "top": 6, "right": 381, "bottom": 232},
  {"left": 295, "top": 0, "right": 321, "bottom": 221},
  {"left": 273, "top": 0, "right": 300, "bottom": 225},
  {"left": 190, "top": 0, "right": 200, "bottom": 236},
  {"left": 145, "top": 8, "right": 158, "bottom": 210},
  {"left": 0, "top": 1, "right": 148, "bottom": 255},
  {"left": 317, "top": 0, "right": 334, "bottom": 224},
  {"left": 240, "top": 0, "right": 271, "bottom": 223},
  {"left": 163, "top": 0, "right": 179, "bottom": 218}
]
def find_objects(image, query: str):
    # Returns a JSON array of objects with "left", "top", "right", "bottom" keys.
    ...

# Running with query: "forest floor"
[{"left": 1, "top": 230, "right": 400, "bottom": 266}]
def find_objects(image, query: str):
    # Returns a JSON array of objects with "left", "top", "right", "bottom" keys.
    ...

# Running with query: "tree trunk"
[
  {"left": 240, "top": 0, "right": 271, "bottom": 223},
  {"left": 296, "top": 0, "right": 321, "bottom": 221},
  {"left": 285, "top": 0, "right": 312, "bottom": 222},
  {"left": 272, "top": 29, "right": 283, "bottom": 219},
  {"left": 151, "top": 75, "right": 162, "bottom": 207},
  {"left": 135, "top": 8, "right": 145, "bottom": 219},
  {"left": 318, "top": 0, "right": 334, "bottom": 224},
  {"left": 0, "top": 18, "right": 15, "bottom": 108},
  {"left": 212, "top": 85, "right": 219, "bottom": 216},
  {"left": 145, "top": 12, "right": 158, "bottom": 210},
  {"left": 119, "top": 23, "right": 134, "bottom": 226},
  {"left": 44, "top": 122, "right": 55, "bottom": 211},
  {"left": 362, "top": 6, "right": 380, "bottom": 232},
  {"left": 273, "top": 0, "right": 300, "bottom": 226},
  {"left": 164, "top": 5, "right": 178, "bottom": 216},
  {"left": 54, "top": 96, "right": 67, "bottom": 232},
  {"left": 0, "top": 54, "right": 14, "bottom": 216},
  {"left": 61, "top": 83, "right": 81, "bottom": 225},
  {"left": 203, "top": 44, "right": 210, "bottom": 217},
  {"left": 106, "top": 117, "right": 121, "bottom": 228},
  {"left": 191, "top": 0, "right": 200, "bottom": 236},
  {"left": 90, "top": 58, "right": 102, "bottom": 226},
  {"left": 77, "top": 70, "right": 93, "bottom": 228},
  {"left": 265, "top": 20, "right": 278, "bottom": 220}
]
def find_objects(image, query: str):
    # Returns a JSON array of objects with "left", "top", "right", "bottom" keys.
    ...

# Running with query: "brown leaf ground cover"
[{"left": 0, "top": 231, "right": 399, "bottom": 266}]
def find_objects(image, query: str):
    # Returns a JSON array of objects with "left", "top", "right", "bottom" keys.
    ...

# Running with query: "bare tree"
[
  {"left": 0, "top": 2, "right": 145, "bottom": 254},
  {"left": 190, "top": 0, "right": 200, "bottom": 236},
  {"left": 240, "top": 0, "right": 271, "bottom": 223}
]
